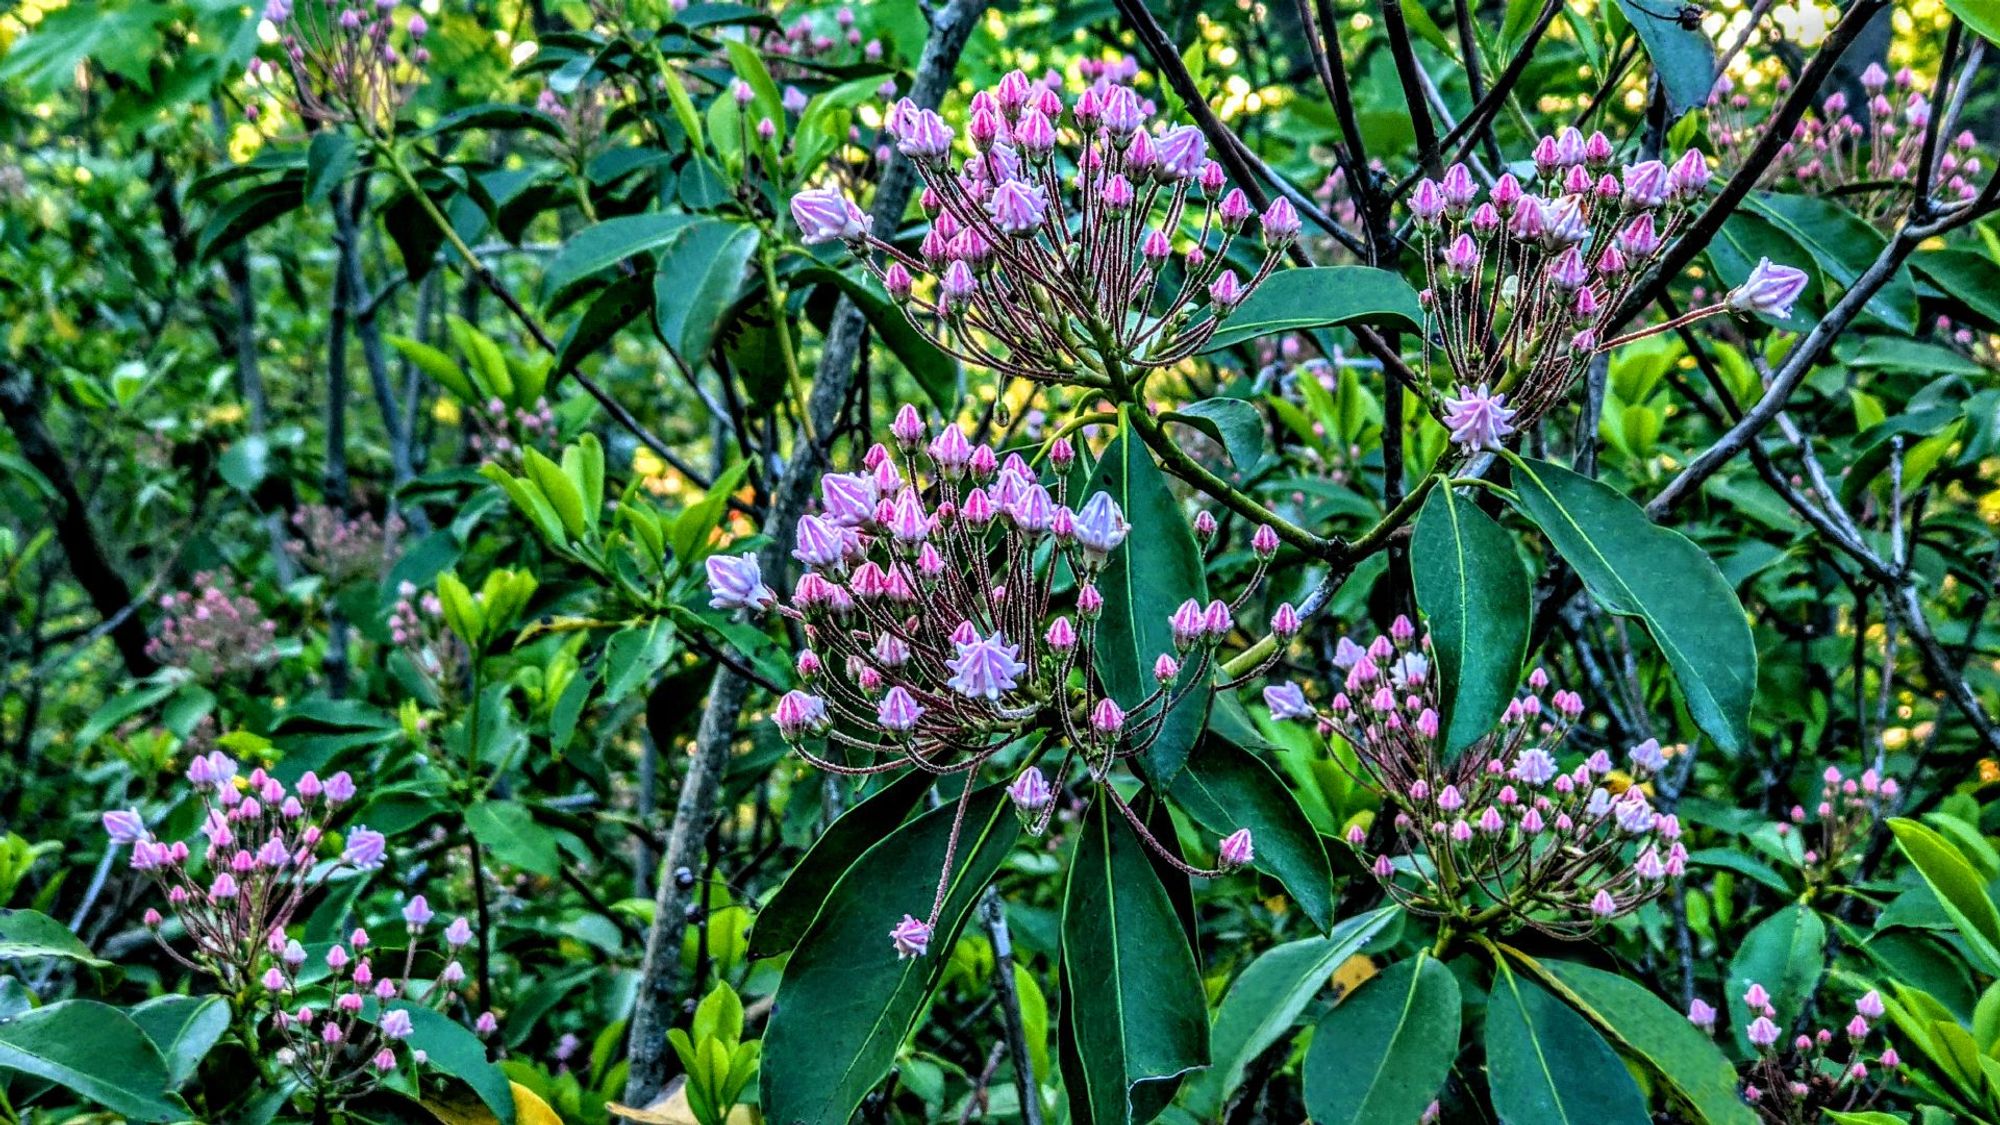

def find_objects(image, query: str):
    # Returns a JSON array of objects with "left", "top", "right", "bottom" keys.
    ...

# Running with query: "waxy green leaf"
[
  {"left": 1412, "top": 485, "right": 1528, "bottom": 756},
  {"left": 1304, "top": 953, "right": 1461, "bottom": 1125}
]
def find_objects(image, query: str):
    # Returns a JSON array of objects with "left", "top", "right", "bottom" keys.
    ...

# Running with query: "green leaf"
[
  {"left": 1303, "top": 954, "right": 1461, "bottom": 1125},
  {"left": 1182, "top": 908, "right": 1397, "bottom": 1118},
  {"left": 1708, "top": 212, "right": 1825, "bottom": 333},
  {"left": 421, "top": 102, "right": 568, "bottom": 142},
  {"left": 387, "top": 335, "right": 479, "bottom": 404},
  {"left": 795, "top": 266, "right": 961, "bottom": 412},
  {"left": 0, "top": 908, "right": 108, "bottom": 966},
  {"left": 1911, "top": 248, "right": 2000, "bottom": 331},
  {"left": 1890, "top": 818, "right": 2000, "bottom": 976},
  {"left": 1945, "top": 0, "right": 2000, "bottom": 47},
  {"left": 746, "top": 770, "right": 935, "bottom": 960},
  {"left": 541, "top": 212, "right": 694, "bottom": 307},
  {"left": 1484, "top": 965, "right": 1648, "bottom": 1125},
  {"left": 1061, "top": 798, "right": 1209, "bottom": 1125},
  {"left": 555, "top": 273, "right": 653, "bottom": 378},
  {"left": 522, "top": 448, "right": 586, "bottom": 540},
  {"left": 601, "top": 618, "right": 678, "bottom": 705},
  {"left": 1537, "top": 959, "right": 1756, "bottom": 1125},
  {"left": 0, "top": 1000, "right": 182, "bottom": 1122},
  {"left": 669, "top": 460, "right": 752, "bottom": 564},
  {"left": 1612, "top": 0, "right": 1715, "bottom": 117},
  {"left": 1164, "top": 398, "right": 1268, "bottom": 469},
  {"left": 1083, "top": 418, "right": 1210, "bottom": 779},
  {"left": 1205, "top": 267, "right": 1425, "bottom": 352},
  {"left": 1725, "top": 903, "right": 1828, "bottom": 1054},
  {"left": 653, "top": 220, "right": 760, "bottom": 364},
  {"left": 1743, "top": 192, "right": 1918, "bottom": 333},
  {"left": 198, "top": 179, "right": 304, "bottom": 262},
  {"left": 466, "top": 800, "right": 560, "bottom": 877},
  {"left": 1165, "top": 736, "right": 1336, "bottom": 932},
  {"left": 760, "top": 786, "right": 1019, "bottom": 1125},
  {"left": 1411, "top": 485, "right": 1529, "bottom": 756},
  {"left": 0, "top": 0, "right": 172, "bottom": 93},
  {"left": 1509, "top": 456, "right": 1756, "bottom": 754},
  {"left": 129, "top": 996, "right": 230, "bottom": 1088},
  {"left": 305, "top": 131, "right": 358, "bottom": 205},
  {"left": 1825, "top": 1113, "right": 1910, "bottom": 1125},
  {"left": 380, "top": 1004, "right": 514, "bottom": 1124}
]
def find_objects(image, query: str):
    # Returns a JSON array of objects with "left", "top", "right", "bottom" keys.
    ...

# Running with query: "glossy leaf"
[
  {"left": 1184, "top": 909, "right": 1397, "bottom": 1117},
  {"left": 747, "top": 769, "right": 935, "bottom": 960},
  {"left": 1061, "top": 799, "right": 1209, "bottom": 1125},
  {"left": 555, "top": 274, "right": 653, "bottom": 378},
  {"left": 1890, "top": 818, "right": 2000, "bottom": 976},
  {"left": 652, "top": 219, "right": 760, "bottom": 364},
  {"left": 1743, "top": 192, "right": 1918, "bottom": 333},
  {"left": 1725, "top": 903, "right": 1828, "bottom": 1055},
  {"left": 0, "top": 1000, "right": 183, "bottom": 1122},
  {"left": 1165, "top": 735, "right": 1336, "bottom": 932},
  {"left": 1164, "top": 398, "right": 1267, "bottom": 468},
  {"left": 1304, "top": 953, "right": 1460, "bottom": 1125},
  {"left": 129, "top": 995, "right": 230, "bottom": 1089},
  {"left": 1484, "top": 965, "right": 1648, "bottom": 1125},
  {"left": 760, "top": 786, "right": 1019, "bottom": 1125},
  {"left": 1612, "top": 0, "right": 1714, "bottom": 116},
  {"left": 0, "top": 907, "right": 108, "bottom": 966},
  {"left": 794, "top": 266, "right": 961, "bottom": 412},
  {"left": 1083, "top": 418, "right": 1210, "bottom": 779},
  {"left": 1510, "top": 456, "right": 1756, "bottom": 754},
  {"left": 1538, "top": 959, "right": 1756, "bottom": 1125},
  {"left": 1205, "top": 267, "right": 1424, "bottom": 352},
  {"left": 381, "top": 1004, "right": 516, "bottom": 1125},
  {"left": 541, "top": 213, "right": 694, "bottom": 307},
  {"left": 467, "top": 800, "right": 560, "bottom": 877},
  {"left": 1944, "top": 0, "right": 2000, "bottom": 47},
  {"left": 1411, "top": 485, "right": 1528, "bottom": 756}
]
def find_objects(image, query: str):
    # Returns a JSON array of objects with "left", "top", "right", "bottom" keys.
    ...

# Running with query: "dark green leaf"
[
  {"left": 1164, "top": 398, "right": 1268, "bottom": 469},
  {"left": 747, "top": 770, "right": 935, "bottom": 960},
  {"left": 1061, "top": 799, "right": 1209, "bottom": 1125},
  {"left": 760, "top": 786, "right": 1019, "bottom": 1125},
  {"left": 378, "top": 1004, "right": 514, "bottom": 1125},
  {"left": 556, "top": 272, "right": 653, "bottom": 377},
  {"left": 1484, "top": 965, "right": 1647, "bottom": 1125},
  {"left": 0, "top": 908, "right": 108, "bottom": 966},
  {"left": 1206, "top": 267, "right": 1425, "bottom": 352},
  {"left": 601, "top": 618, "right": 678, "bottom": 705},
  {"left": 1911, "top": 249, "right": 2000, "bottom": 331},
  {"left": 1889, "top": 818, "right": 2000, "bottom": 976},
  {"left": 1539, "top": 959, "right": 1756, "bottom": 1125},
  {"left": 1411, "top": 485, "right": 1528, "bottom": 756},
  {"left": 129, "top": 995, "right": 230, "bottom": 1088},
  {"left": 1743, "top": 192, "right": 1918, "bottom": 333},
  {"left": 304, "top": 132, "right": 358, "bottom": 205},
  {"left": 1181, "top": 909, "right": 1399, "bottom": 1118},
  {"left": 0, "top": 1000, "right": 182, "bottom": 1122},
  {"left": 1510, "top": 456, "right": 1756, "bottom": 754},
  {"left": 466, "top": 800, "right": 560, "bottom": 877},
  {"left": 795, "top": 266, "right": 961, "bottom": 412},
  {"left": 198, "top": 179, "right": 304, "bottom": 261},
  {"left": 1165, "top": 736, "right": 1335, "bottom": 932},
  {"left": 1725, "top": 904, "right": 1828, "bottom": 1055},
  {"left": 1612, "top": 0, "right": 1715, "bottom": 116},
  {"left": 1708, "top": 212, "right": 1825, "bottom": 333},
  {"left": 422, "top": 103, "right": 568, "bottom": 141},
  {"left": 541, "top": 213, "right": 694, "bottom": 307},
  {"left": 653, "top": 220, "right": 760, "bottom": 364},
  {"left": 1304, "top": 954, "right": 1461, "bottom": 1125},
  {"left": 1083, "top": 419, "right": 1210, "bottom": 779}
]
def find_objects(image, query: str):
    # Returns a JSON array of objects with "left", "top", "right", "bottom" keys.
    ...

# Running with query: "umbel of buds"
[
  {"left": 1269, "top": 622, "right": 1681, "bottom": 937},
  {"left": 1697, "top": 980, "right": 1899, "bottom": 1118},
  {"left": 1778, "top": 764, "right": 1898, "bottom": 885},
  {"left": 789, "top": 68, "right": 1293, "bottom": 387},
  {"left": 250, "top": 0, "right": 431, "bottom": 132},
  {"left": 709, "top": 406, "right": 1269, "bottom": 956},
  {"left": 1410, "top": 130, "right": 1806, "bottom": 455}
]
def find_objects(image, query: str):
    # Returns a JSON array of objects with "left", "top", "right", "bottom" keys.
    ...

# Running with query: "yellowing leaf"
[
  {"left": 1330, "top": 952, "right": 1377, "bottom": 999},
  {"left": 606, "top": 1078, "right": 759, "bottom": 1124}
]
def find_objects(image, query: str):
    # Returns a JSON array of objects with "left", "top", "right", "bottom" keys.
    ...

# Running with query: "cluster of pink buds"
[
  {"left": 388, "top": 580, "right": 468, "bottom": 699},
  {"left": 289, "top": 504, "right": 404, "bottom": 585},
  {"left": 148, "top": 572, "right": 280, "bottom": 680},
  {"left": 533, "top": 82, "right": 614, "bottom": 163},
  {"left": 248, "top": 0, "right": 430, "bottom": 131},
  {"left": 1268, "top": 623, "right": 1683, "bottom": 937},
  {"left": 1410, "top": 131, "right": 1803, "bottom": 452},
  {"left": 1692, "top": 982, "right": 1898, "bottom": 1123},
  {"left": 764, "top": 7, "right": 882, "bottom": 69},
  {"left": 709, "top": 407, "right": 1271, "bottom": 955},
  {"left": 1712, "top": 66, "right": 1982, "bottom": 222},
  {"left": 465, "top": 394, "right": 557, "bottom": 467},
  {"left": 789, "top": 67, "right": 1295, "bottom": 386},
  {"left": 1777, "top": 764, "right": 1897, "bottom": 886},
  {"left": 266, "top": 902, "right": 492, "bottom": 1102},
  {"left": 103, "top": 754, "right": 381, "bottom": 988}
]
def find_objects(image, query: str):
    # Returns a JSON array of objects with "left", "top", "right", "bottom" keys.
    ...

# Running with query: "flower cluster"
[
  {"left": 148, "top": 572, "right": 280, "bottom": 680},
  {"left": 466, "top": 393, "right": 558, "bottom": 467},
  {"left": 1268, "top": 624, "right": 1682, "bottom": 937},
  {"left": 250, "top": 0, "right": 430, "bottom": 132},
  {"left": 103, "top": 753, "right": 382, "bottom": 987},
  {"left": 1410, "top": 131, "right": 1805, "bottom": 453},
  {"left": 289, "top": 504, "right": 404, "bottom": 585},
  {"left": 265, "top": 902, "right": 493, "bottom": 1102},
  {"left": 1777, "top": 764, "right": 1897, "bottom": 886},
  {"left": 790, "top": 68, "right": 1295, "bottom": 386},
  {"left": 388, "top": 579, "right": 469, "bottom": 699},
  {"left": 709, "top": 407, "right": 1274, "bottom": 955},
  {"left": 1691, "top": 982, "right": 1898, "bottom": 1123},
  {"left": 1713, "top": 65, "right": 1982, "bottom": 222}
]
